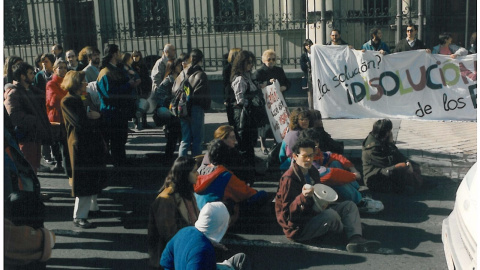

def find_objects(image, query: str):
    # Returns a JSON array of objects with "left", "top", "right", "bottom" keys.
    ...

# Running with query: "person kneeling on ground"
[
  {"left": 299, "top": 128, "right": 383, "bottom": 214},
  {"left": 160, "top": 201, "right": 252, "bottom": 270},
  {"left": 362, "top": 119, "right": 423, "bottom": 194},
  {"left": 275, "top": 138, "right": 381, "bottom": 253},
  {"left": 195, "top": 139, "right": 269, "bottom": 225}
]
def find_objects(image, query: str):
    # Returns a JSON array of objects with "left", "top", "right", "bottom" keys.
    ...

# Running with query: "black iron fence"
[
  {"left": 4, "top": 0, "right": 476, "bottom": 72},
  {"left": 4, "top": 0, "right": 308, "bottom": 71}
]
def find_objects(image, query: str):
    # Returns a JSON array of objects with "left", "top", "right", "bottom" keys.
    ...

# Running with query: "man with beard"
[
  {"left": 4, "top": 62, "right": 52, "bottom": 173},
  {"left": 361, "top": 28, "right": 390, "bottom": 55},
  {"left": 83, "top": 47, "right": 101, "bottom": 82}
]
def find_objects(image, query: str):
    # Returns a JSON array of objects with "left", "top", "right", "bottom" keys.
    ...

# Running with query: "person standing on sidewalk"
[
  {"left": 174, "top": 49, "right": 211, "bottom": 157},
  {"left": 97, "top": 44, "right": 136, "bottom": 166},
  {"left": 4, "top": 62, "right": 52, "bottom": 174},
  {"left": 46, "top": 59, "right": 71, "bottom": 174},
  {"left": 61, "top": 71, "right": 106, "bottom": 229},
  {"left": 275, "top": 138, "right": 381, "bottom": 253}
]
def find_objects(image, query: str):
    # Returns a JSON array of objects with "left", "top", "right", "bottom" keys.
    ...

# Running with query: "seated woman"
[
  {"left": 279, "top": 108, "right": 311, "bottom": 170},
  {"left": 147, "top": 156, "right": 200, "bottom": 269},
  {"left": 195, "top": 139, "right": 268, "bottom": 219},
  {"left": 362, "top": 119, "right": 423, "bottom": 193},
  {"left": 309, "top": 109, "right": 344, "bottom": 154},
  {"left": 201, "top": 125, "right": 254, "bottom": 185},
  {"left": 300, "top": 128, "right": 383, "bottom": 214}
]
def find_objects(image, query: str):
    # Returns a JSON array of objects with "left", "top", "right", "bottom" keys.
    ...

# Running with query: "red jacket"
[{"left": 45, "top": 75, "right": 66, "bottom": 123}]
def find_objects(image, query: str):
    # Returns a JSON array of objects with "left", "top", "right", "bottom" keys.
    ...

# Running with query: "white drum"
[{"left": 312, "top": 184, "right": 338, "bottom": 213}]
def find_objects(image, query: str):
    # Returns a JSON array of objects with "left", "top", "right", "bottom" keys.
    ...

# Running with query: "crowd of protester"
[{"left": 3, "top": 26, "right": 476, "bottom": 269}]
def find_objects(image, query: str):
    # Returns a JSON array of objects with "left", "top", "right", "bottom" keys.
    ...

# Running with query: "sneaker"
[
  {"left": 346, "top": 235, "right": 381, "bottom": 253},
  {"left": 73, "top": 219, "right": 95, "bottom": 229},
  {"left": 357, "top": 197, "right": 384, "bottom": 214}
]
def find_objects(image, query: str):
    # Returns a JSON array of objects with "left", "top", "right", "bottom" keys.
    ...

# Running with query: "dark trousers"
[
  {"left": 233, "top": 107, "right": 257, "bottom": 168},
  {"left": 164, "top": 117, "right": 181, "bottom": 157},
  {"left": 105, "top": 120, "right": 128, "bottom": 166}
]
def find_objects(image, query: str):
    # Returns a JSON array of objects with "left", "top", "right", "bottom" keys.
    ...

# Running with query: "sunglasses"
[
  {"left": 268, "top": 58, "right": 276, "bottom": 62},
  {"left": 406, "top": 29, "right": 415, "bottom": 32}
]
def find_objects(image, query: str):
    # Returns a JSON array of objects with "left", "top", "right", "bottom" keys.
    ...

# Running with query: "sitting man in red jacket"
[
  {"left": 275, "top": 138, "right": 380, "bottom": 253},
  {"left": 195, "top": 139, "right": 268, "bottom": 224}
]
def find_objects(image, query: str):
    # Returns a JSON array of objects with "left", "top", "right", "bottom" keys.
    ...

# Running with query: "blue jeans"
[
  {"left": 179, "top": 105, "right": 204, "bottom": 157},
  {"left": 329, "top": 161, "right": 362, "bottom": 204}
]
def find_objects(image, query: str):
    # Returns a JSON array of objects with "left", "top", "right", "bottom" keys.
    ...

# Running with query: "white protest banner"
[
  {"left": 262, "top": 80, "right": 290, "bottom": 143},
  {"left": 311, "top": 45, "right": 477, "bottom": 120}
]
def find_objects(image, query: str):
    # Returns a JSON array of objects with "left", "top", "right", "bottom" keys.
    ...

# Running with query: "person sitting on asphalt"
[
  {"left": 279, "top": 107, "right": 311, "bottom": 170},
  {"left": 275, "top": 138, "right": 381, "bottom": 253},
  {"left": 299, "top": 128, "right": 384, "bottom": 214},
  {"left": 195, "top": 139, "right": 269, "bottom": 225},
  {"left": 148, "top": 156, "right": 200, "bottom": 269},
  {"left": 201, "top": 125, "right": 255, "bottom": 186},
  {"left": 160, "top": 201, "right": 252, "bottom": 270},
  {"left": 309, "top": 109, "right": 344, "bottom": 154},
  {"left": 362, "top": 119, "right": 423, "bottom": 194}
]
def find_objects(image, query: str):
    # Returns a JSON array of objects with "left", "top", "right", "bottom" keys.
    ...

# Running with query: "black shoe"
[
  {"left": 44, "top": 159, "right": 56, "bottom": 165},
  {"left": 73, "top": 219, "right": 95, "bottom": 229},
  {"left": 346, "top": 235, "right": 380, "bottom": 253}
]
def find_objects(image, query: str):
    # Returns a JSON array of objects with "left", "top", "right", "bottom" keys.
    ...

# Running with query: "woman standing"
[
  {"left": 132, "top": 50, "right": 152, "bottom": 128},
  {"left": 61, "top": 71, "right": 106, "bottom": 229},
  {"left": 300, "top": 39, "right": 314, "bottom": 109},
  {"left": 231, "top": 50, "right": 262, "bottom": 170},
  {"left": 122, "top": 53, "right": 143, "bottom": 129},
  {"left": 223, "top": 48, "right": 241, "bottom": 126},
  {"left": 173, "top": 49, "right": 211, "bottom": 157},
  {"left": 253, "top": 49, "right": 291, "bottom": 154},
  {"left": 147, "top": 157, "right": 199, "bottom": 269},
  {"left": 46, "top": 59, "right": 71, "bottom": 174},
  {"left": 152, "top": 59, "right": 183, "bottom": 162}
]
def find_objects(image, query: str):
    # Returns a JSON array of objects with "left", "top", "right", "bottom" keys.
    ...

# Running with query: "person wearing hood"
[{"left": 160, "top": 201, "right": 251, "bottom": 270}]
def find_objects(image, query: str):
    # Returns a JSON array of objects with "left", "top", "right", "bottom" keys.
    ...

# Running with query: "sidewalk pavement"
[{"left": 38, "top": 113, "right": 477, "bottom": 269}]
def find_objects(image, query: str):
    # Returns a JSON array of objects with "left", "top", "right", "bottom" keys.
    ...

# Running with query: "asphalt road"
[{"left": 38, "top": 114, "right": 476, "bottom": 270}]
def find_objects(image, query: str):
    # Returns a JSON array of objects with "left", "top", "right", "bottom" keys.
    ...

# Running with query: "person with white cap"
[
  {"left": 160, "top": 201, "right": 252, "bottom": 270},
  {"left": 275, "top": 139, "right": 381, "bottom": 253}
]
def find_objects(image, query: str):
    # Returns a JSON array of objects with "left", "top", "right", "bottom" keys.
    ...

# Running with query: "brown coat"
[
  {"left": 147, "top": 186, "right": 199, "bottom": 268},
  {"left": 4, "top": 84, "right": 52, "bottom": 143},
  {"left": 275, "top": 162, "right": 319, "bottom": 239},
  {"left": 61, "top": 93, "right": 106, "bottom": 197}
]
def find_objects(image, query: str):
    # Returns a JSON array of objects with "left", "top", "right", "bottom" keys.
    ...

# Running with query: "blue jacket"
[
  {"left": 361, "top": 40, "right": 390, "bottom": 54},
  {"left": 160, "top": 226, "right": 216, "bottom": 270},
  {"left": 432, "top": 44, "right": 468, "bottom": 56}
]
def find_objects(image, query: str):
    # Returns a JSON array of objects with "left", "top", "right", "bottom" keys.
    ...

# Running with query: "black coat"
[
  {"left": 394, "top": 39, "right": 427, "bottom": 53},
  {"left": 253, "top": 64, "right": 291, "bottom": 91},
  {"left": 61, "top": 93, "right": 106, "bottom": 197}
]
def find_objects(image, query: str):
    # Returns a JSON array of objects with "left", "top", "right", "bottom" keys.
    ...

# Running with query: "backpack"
[{"left": 169, "top": 70, "right": 193, "bottom": 118}]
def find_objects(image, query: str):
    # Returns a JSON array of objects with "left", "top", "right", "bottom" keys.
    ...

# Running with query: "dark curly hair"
[
  {"left": 289, "top": 108, "right": 311, "bottom": 131},
  {"left": 207, "top": 139, "right": 231, "bottom": 166},
  {"left": 230, "top": 50, "right": 255, "bottom": 82}
]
